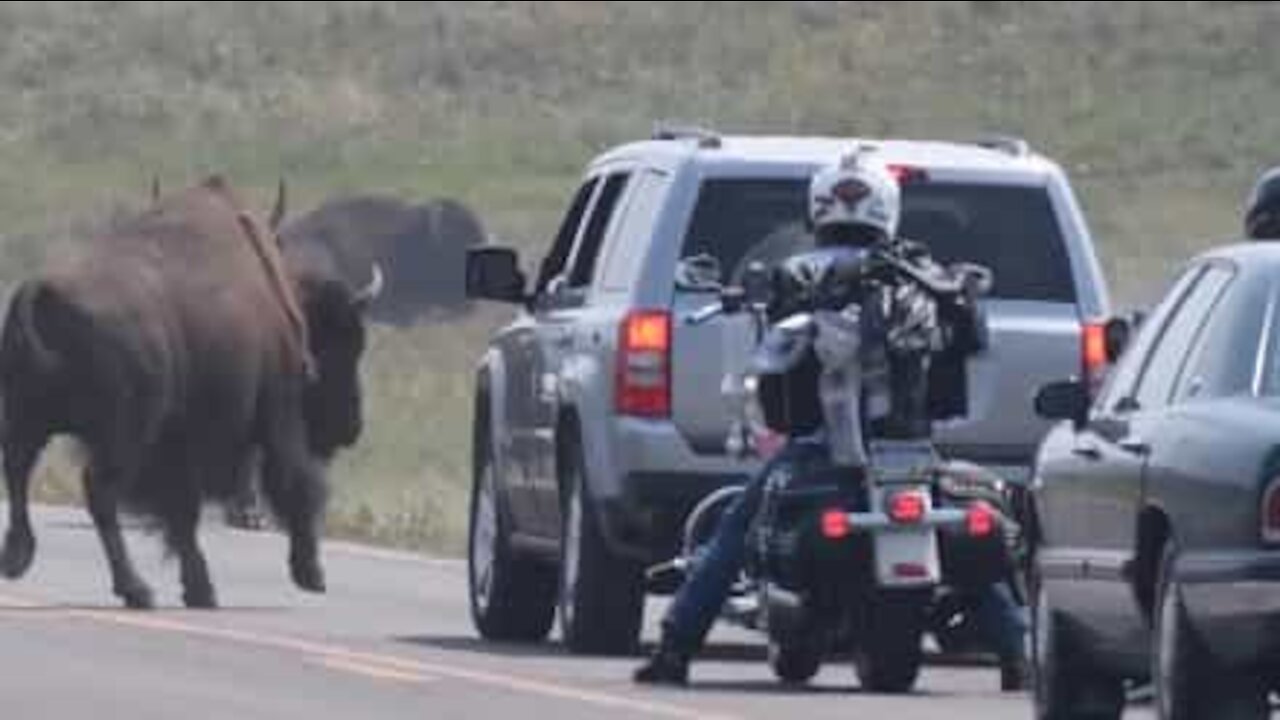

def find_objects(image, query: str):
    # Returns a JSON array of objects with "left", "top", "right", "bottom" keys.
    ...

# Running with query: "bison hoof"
[
  {"left": 183, "top": 587, "right": 218, "bottom": 610},
  {"left": 0, "top": 531, "right": 35, "bottom": 579},
  {"left": 118, "top": 584, "right": 155, "bottom": 610},
  {"left": 291, "top": 560, "right": 326, "bottom": 594}
]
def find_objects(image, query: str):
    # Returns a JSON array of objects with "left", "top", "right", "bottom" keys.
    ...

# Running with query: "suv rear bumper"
[
  {"left": 590, "top": 418, "right": 756, "bottom": 563},
  {"left": 601, "top": 470, "right": 751, "bottom": 566},
  {"left": 593, "top": 419, "right": 1033, "bottom": 565}
]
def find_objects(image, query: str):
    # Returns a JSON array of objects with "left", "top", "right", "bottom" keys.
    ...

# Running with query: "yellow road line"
[
  {"left": 0, "top": 592, "right": 40, "bottom": 609},
  {"left": 0, "top": 596, "right": 738, "bottom": 720},
  {"left": 311, "top": 654, "right": 436, "bottom": 685}
]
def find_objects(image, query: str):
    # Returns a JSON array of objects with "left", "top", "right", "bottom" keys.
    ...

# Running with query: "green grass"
[{"left": 0, "top": 1, "right": 1277, "bottom": 554}]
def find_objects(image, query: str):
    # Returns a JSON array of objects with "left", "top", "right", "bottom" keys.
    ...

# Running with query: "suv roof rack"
[
  {"left": 971, "top": 134, "right": 1031, "bottom": 158},
  {"left": 651, "top": 122, "right": 722, "bottom": 149}
]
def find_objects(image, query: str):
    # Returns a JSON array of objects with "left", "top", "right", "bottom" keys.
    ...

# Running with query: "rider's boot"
[
  {"left": 999, "top": 652, "right": 1031, "bottom": 692},
  {"left": 633, "top": 627, "right": 691, "bottom": 687}
]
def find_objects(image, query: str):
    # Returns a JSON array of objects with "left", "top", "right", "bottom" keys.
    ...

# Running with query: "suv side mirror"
[
  {"left": 1034, "top": 380, "right": 1090, "bottom": 429},
  {"left": 466, "top": 247, "right": 528, "bottom": 304},
  {"left": 1104, "top": 317, "right": 1131, "bottom": 363}
]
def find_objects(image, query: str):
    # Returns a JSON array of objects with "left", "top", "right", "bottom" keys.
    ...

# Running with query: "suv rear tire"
[
  {"left": 468, "top": 418, "right": 557, "bottom": 642},
  {"left": 558, "top": 433, "right": 645, "bottom": 656}
]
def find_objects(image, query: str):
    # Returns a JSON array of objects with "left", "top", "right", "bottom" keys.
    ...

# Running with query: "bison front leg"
[
  {"left": 83, "top": 468, "right": 154, "bottom": 609},
  {"left": 168, "top": 495, "right": 217, "bottom": 609},
  {"left": 0, "top": 432, "right": 46, "bottom": 579},
  {"left": 260, "top": 449, "right": 327, "bottom": 594}
]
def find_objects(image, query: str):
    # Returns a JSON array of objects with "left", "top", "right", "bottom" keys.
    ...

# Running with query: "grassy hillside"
[{"left": 1, "top": 1, "right": 1277, "bottom": 553}]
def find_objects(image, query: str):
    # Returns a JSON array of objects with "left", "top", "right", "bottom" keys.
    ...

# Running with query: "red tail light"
[
  {"left": 886, "top": 165, "right": 930, "bottom": 185},
  {"left": 888, "top": 491, "right": 926, "bottom": 525},
  {"left": 1082, "top": 320, "right": 1108, "bottom": 393},
  {"left": 967, "top": 501, "right": 997, "bottom": 538},
  {"left": 616, "top": 310, "right": 671, "bottom": 417},
  {"left": 821, "top": 509, "right": 851, "bottom": 540},
  {"left": 1262, "top": 478, "right": 1280, "bottom": 545}
]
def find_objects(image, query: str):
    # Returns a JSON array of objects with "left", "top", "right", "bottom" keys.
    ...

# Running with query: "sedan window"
[
  {"left": 1130, "top": 265, "right": 1234, "bottom": 411},
  {"left": 1175, "top": 274, "right": 1269, "bottom": 402},
  {"left": 1093, "top": 265, "right": 1203, "bottom": 416}
]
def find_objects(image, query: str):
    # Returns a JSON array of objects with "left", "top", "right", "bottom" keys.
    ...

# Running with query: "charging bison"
[
  {"left": 279, "top": 193, "right": 484, "bottom": 326},
  {"left": 0, "top": 176, "right": 380, "bottom": 609}
]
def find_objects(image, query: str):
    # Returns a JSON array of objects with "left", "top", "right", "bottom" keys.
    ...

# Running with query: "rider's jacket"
[{"left": 755, "top": 237, "right": 989, "bottom": 444}]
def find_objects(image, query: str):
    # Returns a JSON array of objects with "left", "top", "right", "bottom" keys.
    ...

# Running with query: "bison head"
[{"left": 297, "top": 265, "right": 382, "bottom": 458}]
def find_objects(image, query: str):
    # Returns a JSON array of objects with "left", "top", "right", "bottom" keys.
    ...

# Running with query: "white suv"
[{"left": 464, "top": 129, "right": 1113, "bottom": 655}]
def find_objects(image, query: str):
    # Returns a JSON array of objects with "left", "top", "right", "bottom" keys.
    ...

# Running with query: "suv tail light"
[
  {"left": 616, "top": 310, "right": 671, "bottom": 418},
  {"left": 1081, "top": 320, "right": 1108, "bottom": 394},
  {"left": 886, "top": 165, "right": 930, "bottom": 185},
  {"left": 1262, "top": 477, "right": 1280, "bottom": 545}
]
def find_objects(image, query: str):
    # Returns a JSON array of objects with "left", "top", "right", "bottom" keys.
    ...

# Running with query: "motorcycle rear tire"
[
  {"left": 768, "top": 634, "right": 823, "bottom": 685},
  {"left": 854, "top": 590, "right": 928, "bottom": 693}
]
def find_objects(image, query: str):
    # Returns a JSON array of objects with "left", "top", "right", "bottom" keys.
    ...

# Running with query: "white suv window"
[
  {"left": 565, "top": 172, "right": 631, "bottom": 289},
  {"left": 677, "top": 177, "right": 1077, "bottom": 302},
  {"left": 599, "top": 169, "right": 670, "bottom": 292}
]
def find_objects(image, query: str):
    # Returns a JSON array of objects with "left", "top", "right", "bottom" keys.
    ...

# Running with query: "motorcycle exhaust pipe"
[{"left": 761, "top": 582, "right": 808, "bottom": 634}]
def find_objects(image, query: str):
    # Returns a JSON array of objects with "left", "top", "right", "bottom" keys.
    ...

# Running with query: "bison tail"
[{"left": 4, "top": 281, "right": 62, "bottom": 375}]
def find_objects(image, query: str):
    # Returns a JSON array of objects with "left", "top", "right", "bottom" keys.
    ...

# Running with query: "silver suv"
[{"left": 464, "top": 129, "right": 1112, "bottom": 655}]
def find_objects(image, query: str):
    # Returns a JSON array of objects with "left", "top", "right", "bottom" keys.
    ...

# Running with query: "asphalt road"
[{"left": 0, "top": 504, "right": 1161, "bottom": 719}]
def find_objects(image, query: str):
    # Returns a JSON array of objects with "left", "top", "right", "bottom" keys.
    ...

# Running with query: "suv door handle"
[{"left": 1118, "top": 437, "right": 1150, "bottom": 457}]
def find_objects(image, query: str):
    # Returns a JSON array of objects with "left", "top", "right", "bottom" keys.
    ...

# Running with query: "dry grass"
[{"left": 1, "top": 1, "right": 1277, "bottom": 552}]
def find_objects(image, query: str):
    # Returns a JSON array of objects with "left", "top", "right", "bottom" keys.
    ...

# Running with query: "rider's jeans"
[
  {"left": 975, "top": 577, "right": 1030, "bottom": 661},
  {"left": 660, "top": 437, "right": 1027, "bottom": 663},
  {"left": 661, "top": 437, "right": 829, "bottom": 652}
]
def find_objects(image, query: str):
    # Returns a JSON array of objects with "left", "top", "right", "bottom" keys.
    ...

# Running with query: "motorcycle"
[{"left": 651, "top": 245, "right": 1018, "bottom": 692}]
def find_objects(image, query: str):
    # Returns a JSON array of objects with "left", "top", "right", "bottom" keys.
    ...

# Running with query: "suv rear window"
[{"left": 679, "top": 178, "right": 1077, "bottom": 302}]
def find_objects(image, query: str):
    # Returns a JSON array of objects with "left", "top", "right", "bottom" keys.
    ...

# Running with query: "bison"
[
  {"left": 278, "top": 193, "right": 485, "bottom": 325},
  {"left": 0, "top": 176, "right": 380, "bottom": 609}
]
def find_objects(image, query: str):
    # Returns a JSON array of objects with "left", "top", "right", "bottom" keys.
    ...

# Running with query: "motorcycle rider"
[
  {"left": 1245, "top": 166, "right": 1280, "bottom": 239},
  {"left": 633, "top": 149, "right": 1029, "bottom": 690}
]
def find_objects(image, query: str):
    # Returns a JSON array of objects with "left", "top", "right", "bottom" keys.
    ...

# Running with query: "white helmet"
[{"left": 808, "top": 148, "right": 901, "bottom": 241}]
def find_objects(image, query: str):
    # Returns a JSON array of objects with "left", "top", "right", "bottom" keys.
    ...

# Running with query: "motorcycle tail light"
[
  {"left": 967, "top": 501, "right": 997, "bottom": 538},
  {"left": 821, "top": 509, "right": 850, "bottom": 540},
  {"left": 888, "top": 491, "right": 926, "bottom": 524}
]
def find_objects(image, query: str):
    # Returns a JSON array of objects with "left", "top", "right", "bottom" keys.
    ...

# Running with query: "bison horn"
[
  {"left": 354, "top": 263, "right": 385, "bottom": 306},
  {"left": 269, "top": 178, "right": 287, "bottom": 232}
]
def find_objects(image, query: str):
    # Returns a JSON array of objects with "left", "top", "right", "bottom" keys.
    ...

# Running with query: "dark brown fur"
[{"left": 0, "top": 177, "right": 373, "bottom": 609}]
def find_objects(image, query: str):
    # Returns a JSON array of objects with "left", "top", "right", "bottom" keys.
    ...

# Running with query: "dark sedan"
[{"left": 1029, "top": 243, "right": 1280, "bottom": 720}]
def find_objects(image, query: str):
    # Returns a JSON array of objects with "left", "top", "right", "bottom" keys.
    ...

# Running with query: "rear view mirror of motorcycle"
[
  {"left": 720, "top": 285, "right": 746, "bottom": 314},
  {"left": 740, "top": 261, "right": 771, "bottom": 308}
]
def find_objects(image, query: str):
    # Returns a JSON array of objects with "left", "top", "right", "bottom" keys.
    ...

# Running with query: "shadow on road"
[
  {"left": 0, "top": 603, "right": 295, "bottom": 614},
  {"left": 395, "top": 634, "right": 768, "bottom": 663}
]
